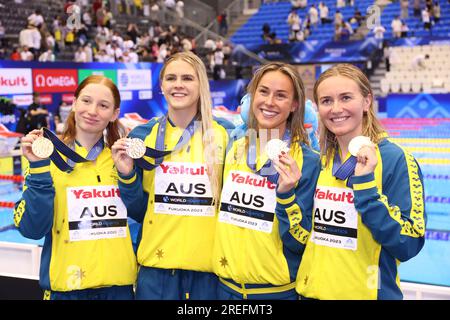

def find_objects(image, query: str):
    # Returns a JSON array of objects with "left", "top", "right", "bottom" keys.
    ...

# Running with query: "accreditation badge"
[
  {"left": 66, "top": 185, "right": 128, "bottom": 241},
  {"left": 219, "top": 170, "right": 276, "bottom": 233},
  {"left": 154, "top": 162, "right": 214, "bottom": 216},
  {"left": 311, "top": 186, "right": 358, "bottom": 250}
]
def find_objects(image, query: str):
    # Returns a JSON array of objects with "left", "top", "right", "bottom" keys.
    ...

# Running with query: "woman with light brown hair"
[
  {"left": 16, "top": 75, "right": 137, "bottom": 299},
  {"left": 212, "top": 62, "right": 320, "bottom": 299},
  {"left": 112, "top": 51, "right": 230, "bottom": 299},
  {"left": 296, "top": 63, "right": 426, "bottom": 300}
]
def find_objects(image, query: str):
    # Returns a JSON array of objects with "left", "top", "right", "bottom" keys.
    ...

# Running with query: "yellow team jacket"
[
  {"left": 212, "top": 132, "right": 320, "bottom": 289},
  {"left": 296, "top": 138, "right": 426, "bottom": 300},
  {"left": 118, "top": 116, "right": 230, "bottom": 272},
  {"left": 14, "top": 143, "right": 137, "bottom": 292}
]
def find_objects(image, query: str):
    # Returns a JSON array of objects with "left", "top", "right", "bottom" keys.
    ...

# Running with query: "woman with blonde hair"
[
  {"left": 112, "top": 51, "right": 230, "bottom": 299},
  {"left": 16, "top": 75, "right": 137, "bottom": 299},
  {"left": 212, "top": 62, "right": 320, "bottom": 300},
  {"left": 297, "top": 63, "right": 426, "bottom": 300}
]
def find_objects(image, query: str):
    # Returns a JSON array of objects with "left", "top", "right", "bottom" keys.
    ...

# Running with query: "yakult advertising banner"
[
  {"left": 0, "top": 68, "right": 33, "bottom": 95},
  {"left": 0, "top": 61, "right": 166, "bottom": 130},
  {"left": 33, "top": 69, "right": 78, "bottom": 93}
]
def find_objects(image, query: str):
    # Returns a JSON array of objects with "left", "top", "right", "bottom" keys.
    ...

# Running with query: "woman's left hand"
[
  {"left": 354, "top": 144, "right": 378, "bottom": 176},
  {"left": 273, "top": 152, "right": 301, "bottom": 194}
]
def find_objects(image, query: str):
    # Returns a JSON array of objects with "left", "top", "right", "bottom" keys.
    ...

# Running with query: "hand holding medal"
[
  {"left": 349, "top": 136, "right": 377, "bottom": 176},
  {"left": 111, "top": 137, "right": 141, "bottom": 176},
  {"left": 32, "top": 136, "right": 54, "bottom": 159},
  {"left": 265, "top": 139, "right": 290, "bottom": 161},
  {"left": 266, "top": 139, "right": 301, "bottom": 193},
  {"left": 125, "top": 138, "right": 146, "bottom": 159},
  {"left": 21, "top": 129, "right": 54, "bottom": 162}
]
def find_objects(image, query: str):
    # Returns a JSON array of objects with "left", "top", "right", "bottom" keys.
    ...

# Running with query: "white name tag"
[
  {"left": 66, "top": 185, "right": 128, "bottom": 242},
  {"left": 154, "top": 162, "right": 214, "bottom": 216},
  {"left": 311, "top": 186, "right": 358, "bottom": 250},
  {"left": 219, "top": 170, "right": 276, "bottom": 233}
]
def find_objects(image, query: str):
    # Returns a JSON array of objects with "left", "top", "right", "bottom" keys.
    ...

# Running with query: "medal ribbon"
[
  {"left": 332, "top": 151, "right": 357, "bottom": 180},
  {"left": 133, "top": 113, "right": 201, "bottom": 170},
  {"left": 42, "top": 128, "right": 104, "bottom": 172}
]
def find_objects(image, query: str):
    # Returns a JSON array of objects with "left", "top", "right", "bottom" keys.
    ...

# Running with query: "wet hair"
[
  {"left": 313, "top": 63, "right": 386, "bottom": 165},
  {"left": 62, "top": 75, "right": 123, "bottom": 147},
  {"left": 160, "top": 51, "right": 222, "bottom": 206},
  {"left": 246, "top": 61, "right": 309, "bottom": 145}
]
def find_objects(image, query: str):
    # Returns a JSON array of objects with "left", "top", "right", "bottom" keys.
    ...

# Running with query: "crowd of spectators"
[
  {"left": 262, "top": 1, "right": 363, "bottom": 44},
  {"left": 0, "top": 0, "right": 227, "bottom": 66}
]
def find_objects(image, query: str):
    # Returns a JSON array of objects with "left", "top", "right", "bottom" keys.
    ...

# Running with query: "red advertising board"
[
  {"left": 62, "top": 93, "right": 75, "bottom": 103},
  {"left": 38, "top": 94, "right": 53, "bottom": 105},
  {"left": 33, "top": 69, "right": 78, "bottom": 93}
]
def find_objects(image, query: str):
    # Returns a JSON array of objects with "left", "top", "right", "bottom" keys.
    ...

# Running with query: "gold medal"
[{"left": 31, "top": 137, "right": 54, "bottom": 159}]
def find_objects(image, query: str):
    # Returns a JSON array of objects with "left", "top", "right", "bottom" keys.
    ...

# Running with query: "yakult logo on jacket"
[
  {"left": 33, "top": 69, "right": 78, "bottom": 93},
  {"left": 71, "top": 187, "right": 120, "bottom": 199},
  {"left": 231, "top": 172, "right": 276, "bottom": 189},
  {"left": 315, "top": 187, "right": 354, "bottom": 204},
  {"left": 0, "top": 68, "right": 33, "bottom": 95},
  {"left": 160, "top": 163, "right": 207, "bottom": 175}
]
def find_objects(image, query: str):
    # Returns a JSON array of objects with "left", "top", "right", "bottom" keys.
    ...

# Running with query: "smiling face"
[
  {"left": 316, "top": 75, "right": 371, "bottom": 143},
  {"left": 72, "top": 83, "right": 119, "bottom": 135},
  {"left": 161, "top": 59, "right": 200, "bottom": 114},
  {"left": 251, "top": 70, "right": 298, "bottom": 135}
]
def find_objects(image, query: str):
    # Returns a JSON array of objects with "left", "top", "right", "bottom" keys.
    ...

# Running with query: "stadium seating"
[
  {"left": 231, "top": 0, "right": 375, "bottom": 45},
  {"left": 380, "top": 1, "right": 450, "bottom": 39},
  {"left": 382, "top": 44, "right": 450, "bottom": 94}
]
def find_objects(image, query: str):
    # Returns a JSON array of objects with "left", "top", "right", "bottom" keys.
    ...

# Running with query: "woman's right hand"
[
  {"left": 21, "top": 129, "right": 45, "bottom": 163},
  {"left": 111, "top": 138, "right": 134, "bottom": 176},
  {"left": 273, "top": 152, "right": 302, "bottom": 194}
]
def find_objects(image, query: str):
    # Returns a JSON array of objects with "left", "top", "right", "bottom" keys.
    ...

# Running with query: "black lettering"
[
  {"left": 166, "top": 182, "right": 178, "bottom": 193},
  {"left": 334, "top": 210, "right": 346, "bottom": 224},
  {"left": 230, "top": 191, "right": 240, "bottom": 204},
  {"left": 94, "top": 206, "right": 107, "bottom": 217},
  {"left": 314, "top": 208, "right": 321, "bottom": 221},
  {"left": 194, "top": 183, "right": 206, "bottom": 195},
  {"left": 253, "top": 195, "right": 264, "bottom": 208},
  {"left": 230, "top": 192, "right": 265, "bottom": 208},
  {"left": 80, "top": 207, "right": 94, "bottom": 218},
  {"left": 316, "top": 208, "right": 347, "bottom": 224},
  {"left": 108, "top": 205, "right": 117, "bottom": 216},
  {"left": 180, "top": 183, "right": 193, "bottom": 194},
  {"left": 322, "top": 208, "right": 333, "bottom": 222},
  {"left": 241, "top": 193, "right": 253, "bottom": 206}
]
